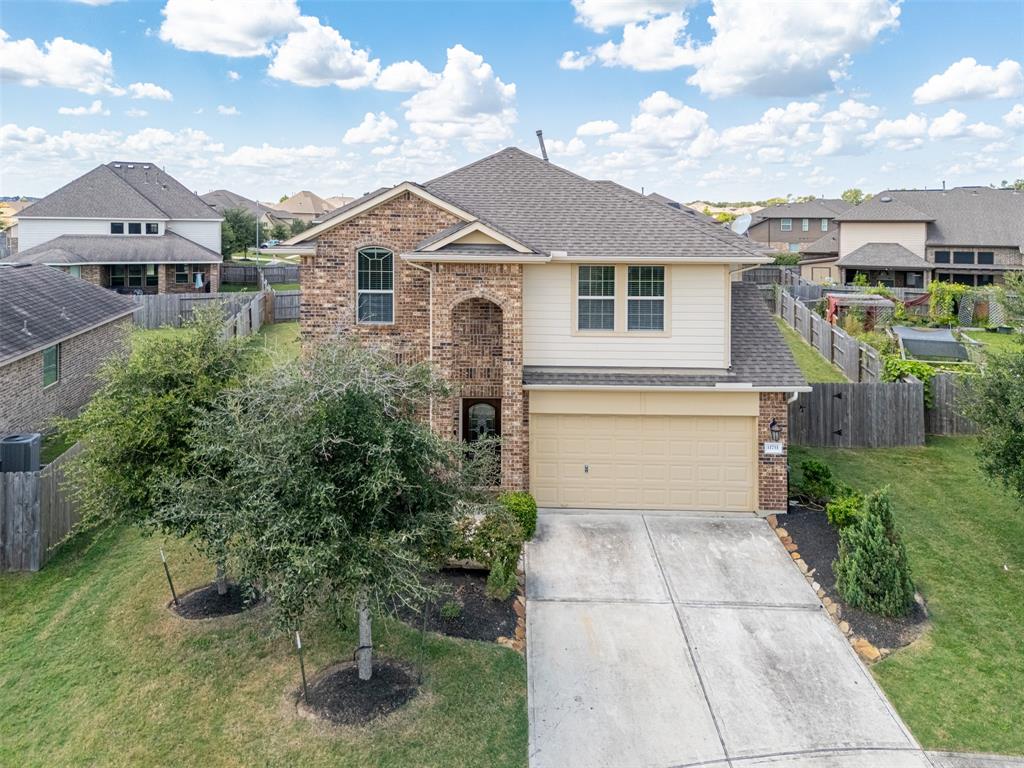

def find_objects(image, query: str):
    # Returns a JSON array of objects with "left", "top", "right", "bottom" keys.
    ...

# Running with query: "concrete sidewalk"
[{"left": 526, "top": 511, "right": 933, "bottom": 768}]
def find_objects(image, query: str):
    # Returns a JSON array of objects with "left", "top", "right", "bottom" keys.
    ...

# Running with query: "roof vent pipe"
[
  {"left": 535, "top": 130, "right": 549, "bottom": 161},
  {"left": 942, "top": 180, "right": 946, "bottom": 191}
]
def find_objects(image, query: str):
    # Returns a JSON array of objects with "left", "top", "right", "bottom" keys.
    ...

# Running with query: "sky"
[{"left": 1, "top": 0, "right": 1022, "bottom": 204}]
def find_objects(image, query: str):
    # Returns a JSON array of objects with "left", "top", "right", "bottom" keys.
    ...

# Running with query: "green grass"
[
  {"left": 965, "top": 330, "right": 1022, "bottom": 356},
  {"left": 254, "top": 321, "right": 300, "bottom": 365},
  {"left": 0, "top": 529, "right": 526, "bottom": 767},
  {"left": 40, "top": 431, "right": 75, "bottom": 464},
  {"left": 774, "top": 317, "right": 848, "bottom": 382},
  {"left": 792, "top": 438, "right": 1024, "bottom": 754}
]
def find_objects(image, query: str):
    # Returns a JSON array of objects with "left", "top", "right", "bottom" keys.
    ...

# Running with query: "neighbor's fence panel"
[
  {"left": 926, "top": 372, "right": 978, "bottom": 436},
  {"left": 221, "top": 263, "right": 300, "bottom": 285},
  {"left": 0, "top": 442, "right": 83, "bottom": 572},
  {"left": 788, "top": 381, "right": 925, "bottom": 448},
  {"left": 272, "top": 290, "right": 300, "bottom": 321},
  {"left": 132, "top": 293, "right": 250, "bottom": 329},
  {"left": 220, "top": 292, "right": 264, "bottom": 340}
]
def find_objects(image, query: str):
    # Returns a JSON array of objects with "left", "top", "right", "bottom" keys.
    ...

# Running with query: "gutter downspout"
[{"left": 405, "top": 258, "right": 434, "bottom": 423}]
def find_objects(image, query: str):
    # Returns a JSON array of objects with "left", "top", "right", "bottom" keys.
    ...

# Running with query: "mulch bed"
[
  {"left": 785, "top": 504, "right": 929, "bottom": 651},
  {"left": 302, "top": 661, "right": 418, "bottom": 726},
  {"left": 395, "top": 568, "right": 517, "bottom": 642},
  {"left": 170, "top": 582, "right": 260, "bottom": 620}
]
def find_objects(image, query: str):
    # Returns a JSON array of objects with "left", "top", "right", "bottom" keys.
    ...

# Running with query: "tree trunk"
[
  {"left": 357, "top": 603, "right": 373, "bottom": 681},
  {"left": 215, "top": 562, "right": 228, "bottom": 596}
]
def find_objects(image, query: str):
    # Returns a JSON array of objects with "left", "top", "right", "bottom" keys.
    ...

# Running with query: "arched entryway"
[{"left": 451, "top": 297, "right": 504, "bottom": 467}]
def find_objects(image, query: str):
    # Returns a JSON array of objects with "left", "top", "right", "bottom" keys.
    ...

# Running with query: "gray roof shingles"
[
  {"left": 523, "top": 283, "right": 806, "bottom": 390},
  {"left": 0, "top": 264, "right": 137, "bottom": 364},
  {"left": 6, "top": 232, "right": 223, "bottom": 265},
  {"left": 19, "top": 162, "right": 219, "bottom": 221},
  {"left": 752, "top": 198, "right": 852, "bottom": 223},
  {"left": 837, "top": 242, "right": 930, "bottom": 269}
]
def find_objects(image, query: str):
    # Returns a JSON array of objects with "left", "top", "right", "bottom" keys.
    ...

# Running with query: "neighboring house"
[
  {"left": 747, "top": 199, "right": 852, "bottom": 253},
  {"left": 324, "top": 195, "right": 355, "bottom": 209},
  {"left": 277, "top": 190, "right": 334, "bottom": 223},
  {"left": 1, "top": 199, "right": 33, "bottom": 252},
  {"left": 3, "top": 162, "right": 222, "bottom": 294},
  {"left": 807, "top": 187, "right": 1024, "bottom": 287},
  {"left": 0, "top": 264, "right": 136, "bottom": 435},
  {"left": 289, "top": 147, "right": 807, "bottom": 515},
  {"left": 200, "top": 189, "right": 298, "bottom": 229}
]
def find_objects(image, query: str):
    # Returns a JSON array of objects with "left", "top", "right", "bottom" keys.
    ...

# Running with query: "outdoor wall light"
[{"left": 769, "top": 418, "right": 782, "bottom": 442}]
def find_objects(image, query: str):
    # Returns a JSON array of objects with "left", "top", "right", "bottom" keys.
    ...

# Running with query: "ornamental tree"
[
  {"left": 170, "top": 342, "right": 493, "bottom": 680},
  {"left": 64, "top": 307, "right": 252, "bottom": 593}
]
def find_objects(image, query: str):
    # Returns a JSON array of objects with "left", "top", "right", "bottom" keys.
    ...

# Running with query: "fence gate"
[{"left": 789, "top": 382, "right": 925, "bottom": 448}]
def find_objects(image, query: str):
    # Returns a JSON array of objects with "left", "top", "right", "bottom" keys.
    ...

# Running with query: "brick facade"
[
  {"left": 0, "top": 318, "right": 130, "bottom": 435},
  {"left": 758, "top": 392, "right": 789, "bottom": 514}
]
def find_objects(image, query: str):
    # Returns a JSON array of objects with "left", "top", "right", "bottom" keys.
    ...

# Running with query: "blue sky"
[{"left": 1, "top": 0, "right": 1022, "bottom": 204}]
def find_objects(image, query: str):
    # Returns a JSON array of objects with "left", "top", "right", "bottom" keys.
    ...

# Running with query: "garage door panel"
[{"left": 530, "top": 413, "right": 756, "bottom": 512}]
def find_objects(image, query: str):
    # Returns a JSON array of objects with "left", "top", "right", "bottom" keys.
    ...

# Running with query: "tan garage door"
[{"left": 530, "top": 414, "right": 756, "bottom": 511}]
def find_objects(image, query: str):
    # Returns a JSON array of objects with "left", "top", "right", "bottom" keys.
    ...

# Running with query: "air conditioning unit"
[{"left": 0, "top": 432, "right": 42, "bottom": 473}]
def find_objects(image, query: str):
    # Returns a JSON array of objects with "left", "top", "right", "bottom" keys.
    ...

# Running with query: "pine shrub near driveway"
[{"left": 834, "top": 489, "right": 915, "bottom": 617}]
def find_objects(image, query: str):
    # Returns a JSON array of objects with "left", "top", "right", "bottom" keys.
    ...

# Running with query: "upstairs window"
[
  {"left": 780, "top": 218, "right": 792, "bottom": 232},
  {"left": 977, "top": 251, "right": 994, "bottom": 265},
  {"left": 146, "top": 223, "right": 159, "bottom": 235},
  {"left": 821, "top": 218, "right": 829, "bottom": 232},
  {"left": 357, "top": 247, "right": 394, "bottom": 323},
  {"left": 801, "top": 218, "right": 809, "bottom": 232},
  {"left": 934, "top": 250, "right": 950, "bottom": 263},
  {"left": 953, "top": 250, "right": 974, "bottom": 264},
  {"left": 627, "top": 266, "right": 665, "bottom": 332},
  {"left": 42, "top": 344, "right": 60, "bottom": 388},
  {"left": 128, "top": 223, "right": 142, "bottom": 235},
  {"left": 110, "top": 222, "right": 124, "bottom": 234},
  {"left": 577, "top": 265, "right": 615, "bottom": 331}
]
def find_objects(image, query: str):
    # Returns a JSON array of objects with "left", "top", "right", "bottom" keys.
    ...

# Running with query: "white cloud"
[
  {"left": 558, "top": 51, "right": 593, "bottom": 71},
  {"left": 816, "top": 99, "right": 880, "bottom": 156},
  {"left": 570, "top": 0, "right": 693, "bottom": 32},
  {"left": 57, "top": 99, "right": 109, "bottom": 116},
  {"left": 576, "top": 119, "right": 619, "bottom": 136},
  {"left": 544, "top": 137, "right": 587, "bottom": 156},
  {"left": 718, "top": 101, "right": 821, "bottom": 150},
  {"left": 219, "top": 142, "right": 335, "bottom": 168},
  {"left": 639, "top": 90, "right": 682, "bottom": 115},
  {"left": 402, "top": 45, "right": 516, "bottom": 141},
  {"left": 125, "top": 108, "right": 149, "bottom": 118},
  {"left": 605, "top": 92, "right": 716, "bottom": 162},
  {"left": 159, "top": 0, "right": 301, "bottom": 57},
  {"left": 1003, "top": 104, "right": 1024, "bottom": 128},
  {"left": 862, "top": 112, "right": 928, "bottom": 150},
  {"left": 589, "top": 13, "right": 692, "bottom": 71},
  {"left": 757, "top": 147, "right": 786, "bottom": 163},
  {"left": 128, "top": 81, "right": 173, "bottom": 100},
  {"left": 227, "top": 70, "right": 240, "bottom": 81},
  {"left": 913, "top": 58, "right": 1024, "bottom": 104},
  {"left": 70, "top": 0, "right": 120, "bottom": 4},
  {"left": 0, "top": 28, "right": 122, "bottom": 95},
  {"left": 343, "top": 111, "right": 398, "bottom": 144},
  {"left": 928, "top": 108, "right": 1004, "bottom": 140},
  {"left": 267, "top": 15, "right": 379, "bottom": 89},
  {"left": 375, "top": 60, "right": 440, "bottom": 91},
  {"left": 217, "top": 105, "right": 240, "bottom": 116}
]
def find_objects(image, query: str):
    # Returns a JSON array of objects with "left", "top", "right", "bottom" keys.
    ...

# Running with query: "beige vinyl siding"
[
  {"left": 166, "top": 220, "right": 221, "bottom": 253},
  {"left": 16, "top": 219, "right": 112, "bottom": 251},
  {"left": 839, "top": 221, "right": 927, "bottom": 258},
  {"left": 523, "top": 263, "right": 729, "bottom": 369}
]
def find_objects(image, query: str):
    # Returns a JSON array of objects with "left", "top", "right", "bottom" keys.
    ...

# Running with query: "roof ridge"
[{"left": 103, "top": 163, "right": 175, "bottom": 218}]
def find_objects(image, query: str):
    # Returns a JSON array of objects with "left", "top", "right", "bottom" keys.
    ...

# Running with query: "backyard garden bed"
[
  {"left": 784, "top": 504, "right": 928, "bottom": 652},
  {"left": 396, "top": 568, "right": 518, "bottom": 643}
]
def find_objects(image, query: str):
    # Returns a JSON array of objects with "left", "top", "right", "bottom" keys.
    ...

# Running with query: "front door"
[{"left": 462, "top": 398, "right": 501, "bottom": 442}]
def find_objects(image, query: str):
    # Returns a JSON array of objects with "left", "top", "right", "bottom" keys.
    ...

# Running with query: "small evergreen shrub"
[
  {"left": 440, "top": 600, "right": 462, "bottom": 620},
  {"left": 448, "top": 504, "right": 525, "bottom": 600},
  {"left": 485, "top": 558, "right": 518, "bottom": 600},
  {"left": 794, "top": 459, "right": 837, "bottom": 504},
  {"left": 834, "top": 489, "right": 915, "bottom": 617},
  {"left": 499, "top": 491, "right": 538, "bottom": 540},
  {"left": 826, "top": 491, "right": 864, "bottom": 529}
]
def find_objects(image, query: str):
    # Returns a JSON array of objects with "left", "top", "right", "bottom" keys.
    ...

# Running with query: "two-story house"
[
  {"left": 3, "top": 162, "right": 223, "bottom": 294},
  {"left": 746, "top": 199, "right": 852, "bottom": 253},
  {"left": 289, "top": 148, "right": 807, "bottom": 516},
  {"left": 801, "top": 186, "right": 1024, "bottom": 287}
]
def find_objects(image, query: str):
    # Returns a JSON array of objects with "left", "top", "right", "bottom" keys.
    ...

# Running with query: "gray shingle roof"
[
  {"left": 882, "top": 188, "right": 1021, "bottom": 247},
  {"left": 801, "top": 231, "right": 839, "bottom": 255},
  {"left": 6, "top": 232, "right": 223, "bottom": 265},
  {"left": 837, "top": 242, "right": 929, "bottom": 269},
  {"left": 523, "top": 283, "right": 806, "bottom": 390},
  {"left": 0, "top": 264, "right": 137, "bottom": 364},
  {"left": 752, "top": 198, "right": 852, "bottom": 223},
  {"left": 421, "top": 148, "right": 769, "bottom": 262},
  {"left": 201, "top": 189, "right": 292, "bottom": 219},
  {"left": 834, "top": 195, "right": 934, "bottom": 223},
  {"left": 19, "top": 162, "right": 219, "bottom": 220},
  {"left": 424, "top": 243, "right": 540, "bottom": 258}
]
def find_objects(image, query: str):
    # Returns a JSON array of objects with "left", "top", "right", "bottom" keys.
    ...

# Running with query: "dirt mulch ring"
[
  {"left": 785, "top": 504, "right": 929, "bottom": 651},
  {"left": 299, "top": 661, "right": 418, "bottom": 726},
  {"left": 395, "top": 568, "right": 517, "bottom": 642},
  {"left": 170, "top": 582, "right": 261, "bottom": 620}
]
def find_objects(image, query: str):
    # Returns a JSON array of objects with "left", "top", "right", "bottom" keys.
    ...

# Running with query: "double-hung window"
[
  {"left": 780, "top": 218, "right": 792, "bottom": 232},
  {"left": 357, "top": 247, "right": 394, "bottom": 323},
  {"left": 801, "top": 218, "right": 809, "bottom": 232},
  {"left": 953, "top": 250, "right": 974, "bottom": 265},
  {"left": 627, "top": 266, "right": 665, "bottom": 331},
  {"left": 145, "top": 223, "right": 159, "bottom": 235},
  {"left": 577, "top": 265, "right": 615, "bottom": 331},
  {"left": 42, "top": 344, "right": 60, "bottom": 388},
  {"left": 128, "top": 222, "right": 142, "bottom": 235},
  {"left": 821, "top": 218, "right": 829, "bottom": 232},
  {"left": 934, "top": 250, "right": 950, "bottom": 263}
]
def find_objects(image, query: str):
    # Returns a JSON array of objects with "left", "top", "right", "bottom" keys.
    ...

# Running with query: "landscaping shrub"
[
  {"left": 792, "top": 459, "right": 837, "bottom": 504},
  {"left": 826, "top": 490, "right": 864, "bottom": 529},
  {"left": 499, "top": 491, "right": 538, "bottom": 540},
  {"left": 449, "top": 504, "right": 525, "bottom": 599},
  {"left": 881, "top": 356, "right": 937, "bottom": 408},
  {"left": 485, "top": 558, "right": 519, "bottom": 600},
  {"left": 834, "top": 489, "right": 915, "bottom": 617}
]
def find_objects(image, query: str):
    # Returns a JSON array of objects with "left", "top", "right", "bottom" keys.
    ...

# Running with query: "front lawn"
[
  {"left": 774, "top": 317, "right": 848, "bottom": 383},
  {"left": 792, "top": 438, "right": 1023, "bottom": 754},
  {"left": 0, "top": 528, "right": 527, "bottom": 767}
]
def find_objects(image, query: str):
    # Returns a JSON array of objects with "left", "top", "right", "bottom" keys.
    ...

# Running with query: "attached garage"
[{"left": 529, "top": 390, "right": 759, "bottom": 512}]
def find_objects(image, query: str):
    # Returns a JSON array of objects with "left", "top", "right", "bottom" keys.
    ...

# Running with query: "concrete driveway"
[{"left": 526, "top": 511, "right": 933, "bottom": 768}]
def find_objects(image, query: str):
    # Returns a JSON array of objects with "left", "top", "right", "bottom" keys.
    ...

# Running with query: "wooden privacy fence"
[
  {"left": 221, "top": 263, "right": 300, "bottom": 285},
  {"left": 132, "top": 292, "right": 252, "bottom": 329},
  {"left": 1, "top": 442, "right": 83, "bottom": 572},
  {"left": 221, "top": 292, "right": 264, "bottom": 339},
  {"left": 270, "top": 290, "right": 300, "bottom": 322},
  {"left": 778, "top": 291, "right": 882, "bottom": 382},
  {"left": 789, "top": 381, "right": 925, "bottom": 448},
  {"left": 926, "top": 372, "right": 978, "bottom": 436}
]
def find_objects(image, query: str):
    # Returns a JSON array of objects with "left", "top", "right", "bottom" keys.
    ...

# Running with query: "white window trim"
[
  {"left": 356, "top": 247, "right": 395, "bottom": 325},
  {"left": 626, "top": 266, "right": 666, "bottom": 332},
  {"left": 575, "top": 264, "right": 616, "bottom": 333},
  {"left": 801, "top": 218, "right": 809, "bottom": 232},
  {"left": 821, "top": 218, "right": 829, "bottom": 232},
  {"left": 780, "top": 218, "right": 792, "bottom": 232},
  {"left": 570, "top": 264, "right": 672, "bottom": 337}
]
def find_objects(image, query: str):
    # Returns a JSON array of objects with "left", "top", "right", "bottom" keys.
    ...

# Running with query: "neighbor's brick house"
[
  {"left": 0, "top": 264, "right": 136, "bottom": 435},
  {"left": 291, "top": 149, "right": 808, "bottom": 515}
]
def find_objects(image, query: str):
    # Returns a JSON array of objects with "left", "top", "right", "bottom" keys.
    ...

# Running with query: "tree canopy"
[{"left": 221, "top": 207, "right": 258, "bottom": 256}]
